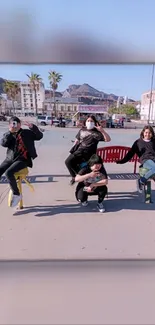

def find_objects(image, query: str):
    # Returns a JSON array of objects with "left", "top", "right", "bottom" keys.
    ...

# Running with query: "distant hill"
[
  {"left": 62, "top": 83, "right": 136, "bottom": 102},
  {"left": 64, "top": 83, "right": 104, "bottom": 98},
  {"left": 63, "top": 83, "right": 121, "bottom": 100},
  {"left": 0, "top": 77, "right": 135, "bottom": 103}
]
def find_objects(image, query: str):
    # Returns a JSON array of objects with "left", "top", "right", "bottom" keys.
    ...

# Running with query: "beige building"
[
  {"left": 43, "top": 97, "right": 79, "bottom": 117},
  {"left": 140, "top": 90, "right": 155, "bottom": 121},
  {"left": 20, "top": 81, "right": 45, "bottom": 115},
  {"left": 0, "top": 94, "right": 7, "bottom": 113}
]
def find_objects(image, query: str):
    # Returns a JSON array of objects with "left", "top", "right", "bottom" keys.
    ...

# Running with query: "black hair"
[
  {"left": 88, "top": 154, "right": 103, "bottom": 167},
  {"left": 9, "top": 116, "right": 21, "bottom": 124},
  {"left": 83, "top": 115, "right": 100, "bottom": 127},
  {"left": 140, "top": 125, "right": 155, "bottom": 139}
]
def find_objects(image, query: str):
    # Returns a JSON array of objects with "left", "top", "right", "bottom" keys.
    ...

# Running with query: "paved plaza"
[
  {"left": 0, "top": 125, "right": 155, "bottom": 260},
  {"left": 0, "top": 124, "right": 155, "bottom": 324}
]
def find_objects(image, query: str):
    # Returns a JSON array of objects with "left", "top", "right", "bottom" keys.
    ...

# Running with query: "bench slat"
[{"left": 97, "top": 146, "right": 139, "bottom": 173}]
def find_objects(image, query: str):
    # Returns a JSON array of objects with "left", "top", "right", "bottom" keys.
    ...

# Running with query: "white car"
[{"left": 37, "top": 115, "right": 66, "bottom": 126}]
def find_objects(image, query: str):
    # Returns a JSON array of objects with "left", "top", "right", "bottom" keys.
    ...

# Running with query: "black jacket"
[{"left": 1, "top": 124, "right": 43, "bottom": 167}]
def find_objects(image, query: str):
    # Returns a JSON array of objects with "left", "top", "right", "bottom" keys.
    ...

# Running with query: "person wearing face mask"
[
  {"left": 65, "top": 115, "right": 111, "bottom": 185},
  {"left": 116, "top": 125, "right": 155, "bottom": 193},
  {"left": 0, "top": 116, "right": 43, "bottom": 207}
]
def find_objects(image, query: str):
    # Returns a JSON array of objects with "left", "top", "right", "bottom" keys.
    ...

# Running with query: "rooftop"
[{"left": 44, "top": 97, "right": 80, "bottom": 104}]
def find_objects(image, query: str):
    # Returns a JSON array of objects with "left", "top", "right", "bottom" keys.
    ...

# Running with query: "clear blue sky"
[{"left": 0, "top": 64, "right": 153, "bottom": 100}]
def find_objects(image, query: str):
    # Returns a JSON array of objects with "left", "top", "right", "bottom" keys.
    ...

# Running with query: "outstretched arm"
[{"left": 116, "top": 142, "right": 137, "bottom": 164}]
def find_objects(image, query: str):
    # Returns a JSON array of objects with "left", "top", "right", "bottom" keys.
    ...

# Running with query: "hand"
[
  {"left": 9, "top": 127, "right": 16, "bottom": 133},
  {"left": 23, "top": 121, "right": 33, "bottom": 128},
  {"left": 89, "top": 170, "right": 100, "bottom": 178},
  {"left": 85, "top": 186, "right": 93, "bottom": 193},
  {"left": 95, "top": 124, "right": 103, "bottom": 132},
  {"left": 89, "top": 184, "right": 96, "bottom": 191}
]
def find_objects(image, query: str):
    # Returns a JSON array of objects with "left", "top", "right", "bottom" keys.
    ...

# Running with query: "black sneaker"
[{"left": 70, "top": 178, "right": 75, "bottom": 185}]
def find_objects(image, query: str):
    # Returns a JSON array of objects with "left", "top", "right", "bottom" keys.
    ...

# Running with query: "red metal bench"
[{"left": 97, "top": 146, "right": 139, "bottom": 174}]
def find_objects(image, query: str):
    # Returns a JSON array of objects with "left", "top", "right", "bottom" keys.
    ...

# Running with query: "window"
[
  {"left": 74, "top": 106, "right": 77, "bottom": 111},
  {"left": 31, "top": 103, "right": 33, "bottom": 108},
  {"left": 67, "top": 105, "right": 71, "bottom": 112}
]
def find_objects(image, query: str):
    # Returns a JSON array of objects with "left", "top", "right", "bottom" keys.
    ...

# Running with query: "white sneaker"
[
  {"left": 82, "top": 201, "right": 88, "bottom": 207},
  {"left": 97, "top": 202, "right": 106, "bottom": 213},
  {"left": 11, "top": 194, "right": 22, "bottom": 208}
]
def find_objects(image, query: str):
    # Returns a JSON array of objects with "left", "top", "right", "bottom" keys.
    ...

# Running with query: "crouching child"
[{"left": 75, "top": 154, "right": 108, "bottom": 213}]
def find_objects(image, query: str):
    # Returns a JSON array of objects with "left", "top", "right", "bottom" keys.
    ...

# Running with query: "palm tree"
[
  {"left": 48, "top": 71, "right": 62, "bottom": 117},
  {"left": 0, "top": 95, "right": 2, "bottom": 114},
  {"left": 3, "top": 80, "right": 20, "bottom": 115},
  {"left": 26, "top": 73, "right": 42, "bottom": 124}
]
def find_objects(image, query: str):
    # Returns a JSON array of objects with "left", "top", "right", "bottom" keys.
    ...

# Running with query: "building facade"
[
  {"left": 20, "top": 82, "right": 45, "bottom": 115},
  {"left": 140, "top": 90, "right": 155, "bottom": 121},
  {"left": 43, "top": 97, "right": 80, "bottom": 117}
]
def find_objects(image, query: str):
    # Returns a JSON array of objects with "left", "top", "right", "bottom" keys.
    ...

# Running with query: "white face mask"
[{"left": 86, "top": 121, "right": 95, "bottom": 130}]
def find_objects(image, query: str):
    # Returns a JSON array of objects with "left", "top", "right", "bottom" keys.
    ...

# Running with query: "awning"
[{"left": 78, "top": 105, "right": 108, "bottom": 114}]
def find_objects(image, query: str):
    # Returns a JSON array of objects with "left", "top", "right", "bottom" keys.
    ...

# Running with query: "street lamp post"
[{"left": 147, "top": 64, "right": 154, "bottom": 124}]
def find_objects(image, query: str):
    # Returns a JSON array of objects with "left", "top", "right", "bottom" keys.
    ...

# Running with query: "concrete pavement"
[
  {"left": 0, "top": 127, "right": 155, "bottom": 260},
  {"left": 0, "top": 127, "right": 155, "bottom": 324}
]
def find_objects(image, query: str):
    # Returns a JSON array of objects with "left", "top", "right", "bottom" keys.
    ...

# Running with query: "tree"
[
  {"left": 26, "top": 73, "right": 42, "bottom": 124},
  {"left": 48, "top": 71, "right": 62, "bottom": 117},
  {"left": 3, "top": 80, "right": 20, "bottom": 115},
  {"left": 108, "top": 104, "right": 139, "bottom": 117}
]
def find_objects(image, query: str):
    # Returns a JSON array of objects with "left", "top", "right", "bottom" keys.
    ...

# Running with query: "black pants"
[
  {"left": 65, "top": 154, "right": 84, "bottom": 178},
  {"left": 75, "top": 184, "right": 108, "bottom": 203},
  {"left": 0, "top": 159, "right": 27, "bottom": 195}
]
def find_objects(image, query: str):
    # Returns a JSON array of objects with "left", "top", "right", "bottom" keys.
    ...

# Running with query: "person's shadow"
[{"left": 13, "top": 190, "right": 155, "bottom": 217}]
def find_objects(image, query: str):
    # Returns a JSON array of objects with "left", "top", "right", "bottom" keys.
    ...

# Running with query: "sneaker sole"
[{"left": 98, "top": 209, "right": 106, "bottom": 213}]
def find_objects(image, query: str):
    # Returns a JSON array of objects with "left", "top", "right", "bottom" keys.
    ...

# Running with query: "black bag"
[{"left": 70, "top": 142, "right": 81, "bottom": 154}]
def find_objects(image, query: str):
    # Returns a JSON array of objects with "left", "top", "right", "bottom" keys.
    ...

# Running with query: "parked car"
[
  {"left": 38, "top": 115, "right": 66, "bottom": 127},
  {"left": 0, "top": 115, "right": 7, "bottom": 121}
]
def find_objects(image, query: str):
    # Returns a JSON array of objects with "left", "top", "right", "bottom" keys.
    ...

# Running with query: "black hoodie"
[{"left": 0, "top": 124, "right": 43, "bottom": 167}]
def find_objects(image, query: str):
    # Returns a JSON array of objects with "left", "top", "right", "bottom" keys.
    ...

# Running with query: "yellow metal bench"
[{"left": 8, "top": 167, "right": 34, "bottom": 209}]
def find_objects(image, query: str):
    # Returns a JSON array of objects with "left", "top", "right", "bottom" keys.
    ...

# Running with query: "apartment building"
[
  {"left": 140, "top": 90, "right": 155, "bottom": 121},
  {"left": 43, "top": 97, "right": 80, "bottom": 117},
  {"left": 20, "top": 82, "right": 45, "bottom": 115}
]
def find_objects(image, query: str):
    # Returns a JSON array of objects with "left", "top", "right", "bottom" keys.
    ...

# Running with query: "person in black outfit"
[
  {"left": 65, "top": 115, "right": 111, "bottom": 185},
  {"left": 0, "top": 116, "right": 43, "bottom": 207},
  {"left": 75, "top": 154, "right": 108, "bottom": 213},
  {"left": 116, "top": 125, "right": 155, "bottom": 192}
]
